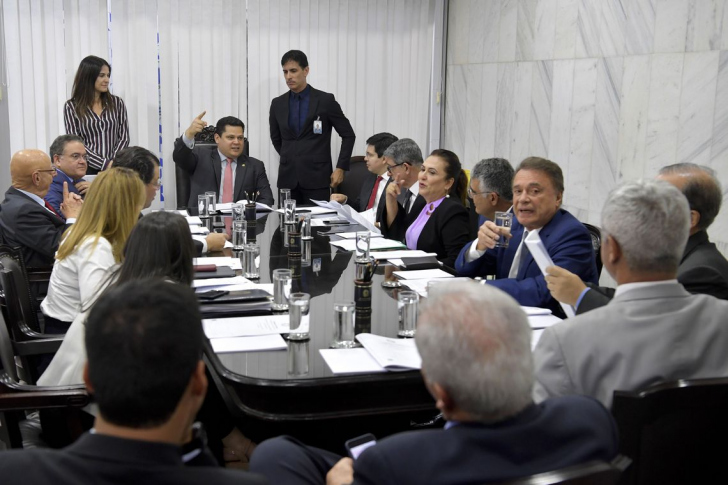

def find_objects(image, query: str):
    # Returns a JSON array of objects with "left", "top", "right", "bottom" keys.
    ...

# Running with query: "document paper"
[
  {"left": 523, "top": 231, "right": 576, "bottom": 318},
  {"left": 355, "top": 333, "right": 421, "bottom": 370}
]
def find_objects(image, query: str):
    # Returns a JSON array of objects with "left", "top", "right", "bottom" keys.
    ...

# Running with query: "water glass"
[
  {"left": 397, "top": 291, "right": 419, "bottom": 338},
  {"left": 279, "top": 188, "right": 291, "bottom": 209},
  {"left": 205, "top": 191, "right": 216, "bottom": 213},
  {"left": 287, "top": 293, "right": 311, "bottom": 341},
  {"left": 243, "top": 242, "right": 260, "bottom": 279},
  {"left": 284, "top": 199, "right": 297, "bottom": 224},
  {"left": 331, "top": 301, "right": 357, "bottom": 349},
  {"left": 355, "top": 232, "right": 371, "bottom": 262},
  {"left": 287, "top": 340, "right": 310, "bottom": 377},
  {"left": 272, "top": 269, "right": 293, "bottom": 311},
  {"left": 301, "top": 214, "right": 312, "bottom": 240},
  {"left": 232, "top": 221, "right": 247, "bottom": 250},
  {"left": 197, "top": 194, "right": 210, "bottom": 218},
  {"left": 232, "top": 202, "right": 245, "bottom": 222},
  {"left": 495, "top": 211, "right": 513, "bottom": 248}
]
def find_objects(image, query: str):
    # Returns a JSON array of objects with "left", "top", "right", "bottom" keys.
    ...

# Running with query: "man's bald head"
[{"left": 10, "top": 149, "right": 55, "bottom": 196}]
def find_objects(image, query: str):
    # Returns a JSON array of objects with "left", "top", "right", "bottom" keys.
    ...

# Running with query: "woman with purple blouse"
[{"left": 382, "top": 149, "right": 470, "bottom": 268}]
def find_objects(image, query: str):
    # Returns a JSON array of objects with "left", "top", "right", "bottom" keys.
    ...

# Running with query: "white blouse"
[{"left": 40, "top": 236, "right": 118, "bottom": 323}]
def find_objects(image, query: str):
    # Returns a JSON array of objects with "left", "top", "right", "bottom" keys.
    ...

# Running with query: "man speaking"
[{"left": 269, "top": 50, "right": 356, "bottom": 204}]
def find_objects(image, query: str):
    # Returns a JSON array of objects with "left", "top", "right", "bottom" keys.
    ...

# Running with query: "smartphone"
[
  {"left": 344, "top": 433, "right": 377, "bottom": 459},
  {"left": 196, "top": 290, "right": 229, "bottom": 300}
]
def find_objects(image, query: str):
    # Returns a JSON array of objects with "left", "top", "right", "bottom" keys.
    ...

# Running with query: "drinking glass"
[
  {"left": 397, "top": 291, "right": 419, "bottom": 338},
  {"left": 355, "top": 232, "right": 371, "bottom": 262},
  {"left": 205, "top": 191, "right": 216, "bottom": 213},
  {"left": 495, "top": 211, "right": 513, "bottom": 248},
  {"left": 197, "top": 194, "right": 210, "bottom": 218},
  {"left": 272, "top": 269, "right": 293, "bottom": 311},
  {"left": 287, "top": 293, "right": 311, "bottom": 341},
  {"left": 331, "top": 301, "right": 357, "bottom": 349},
  {"left": 232, "top": 221, "right": 247, "bottom": 250},
  {"left": 243, "top": 242, "right": 260, "bottom": 279}
]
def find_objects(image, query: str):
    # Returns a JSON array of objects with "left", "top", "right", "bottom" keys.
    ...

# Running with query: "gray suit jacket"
[{"left": 533, "top": 282, "right": 728, "bottom": 408}]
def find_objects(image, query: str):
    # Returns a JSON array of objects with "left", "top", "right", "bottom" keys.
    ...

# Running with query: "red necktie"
[
  {"left": 44, "top": 201, "right": 61, "bottom": 219},
  {"left": 366, "top": 176, "right": 383, "bottom": 210},
  {"left": 222, "top": 158, "right": 234, "bottom": 204}
]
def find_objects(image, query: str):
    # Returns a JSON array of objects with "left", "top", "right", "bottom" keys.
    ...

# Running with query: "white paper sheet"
[
  {"left": 275, "top": 205, "right": 337, "bottom": 216},
  {"left": 193, "top": 276, "right": 251, "bottom": 288},
  {"left": 203, "top": 314, "right": 309, "bottom": 339},
  {"left": 319, "top": 348, "right": 387, "bottom": 375},
  {"left": 392, "top": 269, "right": 454, "bottom": 280},
  {"left": 216, "top": 201, "right": 274, "bottom": 212},
  {"left": 332, "top": 232, "right": 384, "bottom": 239},
  {"left": 528, "top": 314, "right": 563, "bottom": 329},
  {"left": 355, "top": 333, "right": 421, "bottom": 370},
  {"left": 370, "top": 250, "right": 438, "bottom": 260},
  {"left": 153, "top": 209, "right": 189, "bottom": 216},
  {"left": 186, "top": 216, "right": 203, "bottom": 225},
  {"left": 403, "top": 277, "right": 472, "bottom": 297},
  {"left": 310, "top": 200, "right": 381, "bottom": 234},
  {"left": 330, "top": 238, "right": 406, "bottom": 252},
  {"left": 194, "top": 257, "right": 242, "bottom": 270},
  {"left": 521, "top": 306, "right": 552, "bottom": 316},
  {"left": 189, "top": 226, "right": 210, "bottom": 235},
  {"left": 524, "top": 231, "right": 576, "bottom": 318},
  {"left": 210, "top": 334, "right": 287, "bottom": 353}
]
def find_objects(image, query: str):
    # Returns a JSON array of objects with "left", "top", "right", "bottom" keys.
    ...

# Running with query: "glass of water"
[
  {"left": 287, "top": 293, "right": 310, "bottom": 341},
  {"left": 279, "top": 188, "right": 291, "bottom": 209},
  {"left": 197, "top": 194, "right": 210, "bottom": 218},
  {"left": 284, "top": 199, "right": 297, "bottom": 224},
  {"left": 397, "top": 291, "right": 419, "bottom": 338},
  {"left": 494, "top": 211, "right": 513, "bottom": 248},
  {"left": 355, "top": 232, "right": 371, "bottom": 262},
  {"left": 272, "top": 269, "right": 293, "bottom": 311},
  {"left": 205, "top": 191, "right": 216, "bottom": 213},
  {"left": 232, "top": 221, "right": 247, "bottom": 250},
  {"left": 243, "top": 242, "right": 260, "bottom": 279},
  {"left": 232, "top": 202, "right": 245, "bottom": 222},
  {"left": 331, "top": 300, "right": 357, "bottom": 349}
]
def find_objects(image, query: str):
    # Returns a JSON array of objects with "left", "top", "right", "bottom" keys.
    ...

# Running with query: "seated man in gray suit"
[
  {"left": 533, "top": 180, "right": 728, "bottom": 408},
  {"left": 173, "top": 113, "right": 275, "bottom": 214},
  {"left": 250, "top": 282, "right": 618, "bottom": 485},
  {"left": 0, "top": 280, "right": 266, "bottom": 484},
  {"left": 545, "top": 163, "right": 728, "bottom": 311}
]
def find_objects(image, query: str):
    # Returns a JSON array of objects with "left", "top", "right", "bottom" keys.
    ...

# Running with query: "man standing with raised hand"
[{"left": 269, "top": 50, "right": 356, "bottom": 205}]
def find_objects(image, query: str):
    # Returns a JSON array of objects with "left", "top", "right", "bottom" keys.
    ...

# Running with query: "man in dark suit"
[
  {"left": 173, "top": 114, "right": 275, "bottom": 214},
  {"left": 250, "top": 282, "right": 618, "bottom": 485},
  {"left": 467, "top": 157, "right": 515, "bottom": 239},
  {"left": 330, "top": 132, "right": 398, "bottom": 223},
  {"left": 545, "top": 163, "right": 728, "bottom": 312},
  {"left": 455, "top": 157, "right": 598, "bottom": 316},
  {"left": 269, "top": 50, "right": 356, "bottom": 205},
  {"left": 378, "top": 138, "right": 426, "bottom": 229},
  {"left": 0, "top": 280, "right": 266, "bottom": 484},
  {"left": 44, "top": 135, "right": 90, "bottom": 218},
  {"left": 0, "top": 149, "right": 83, "bottom": 267}
]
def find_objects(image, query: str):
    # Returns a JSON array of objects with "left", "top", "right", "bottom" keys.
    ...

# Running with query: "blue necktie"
[{"left": 291, "top": 94, "right": 301, "bottom": 136}]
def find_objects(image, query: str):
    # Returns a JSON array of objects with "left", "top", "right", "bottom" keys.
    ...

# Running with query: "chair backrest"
[
  {"left": 492, "top": 460, "right": 623, "bottom": 485},
  {"left": 0, "top": 245, "right": 42, "bottom": 335},
  {"left": 611, "top": 377, "right": 728, "bottom": 485},
  {"left": 175, "top": 127, "right": 250, "bottom": 210},
  {"left": 336, "top": 156, "right": 368, "bottom": 204},
  {"left": 583, "top": 223, "right": 602, "bottom": 277},
  {"left": 0, "top": 311, "right": 19, "bottom": 381}
]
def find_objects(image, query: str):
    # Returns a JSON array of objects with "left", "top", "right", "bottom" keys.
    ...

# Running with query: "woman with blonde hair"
[{"left": 40, "top": 167, "right": 144, "bottom": 334}]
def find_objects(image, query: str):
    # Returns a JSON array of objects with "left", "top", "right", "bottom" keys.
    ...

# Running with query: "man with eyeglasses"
[
  {"left": 378, "top": 138, "right": 425, "bottom": 227},
  {"left": 0, "top": 149, "right": 83, "bottom": 268},
  {"left": 45, "top": 135, "right": 90, "bottom": 218}
]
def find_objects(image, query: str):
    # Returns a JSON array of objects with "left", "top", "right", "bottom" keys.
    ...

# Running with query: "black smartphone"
[
  {"left": 196, "top": 290, "right": 229, "bottom": 300},
  {"left": 344, "top": 433, "right": 377, "bottom": 459}
]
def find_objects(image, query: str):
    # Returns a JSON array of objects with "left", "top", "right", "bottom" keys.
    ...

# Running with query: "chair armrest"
[
  {"left": 0, "top": 372, "right": 90, "bottom": 411},
  {"left": 26, "top": 267, "right": 53, "bottom": 283},
  {"left": 14, "top": 337, "right": 64, "bottom": 356}
]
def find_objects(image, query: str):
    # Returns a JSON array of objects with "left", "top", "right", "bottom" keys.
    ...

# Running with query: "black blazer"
[
  {"left": 172, "top": 138, "right": 275, "bottom": 214},
  {"left": 0, "top": 187, "right": 72, "bottom": 267},
  {"left": 382, "top": 196, "right": 470, "bottom": 269},
  {"left": 577, "top": 230, "right": 728, "bottom": 314},
  {"left": 269, "top": 86, "right": 356, "bottom": 190}
]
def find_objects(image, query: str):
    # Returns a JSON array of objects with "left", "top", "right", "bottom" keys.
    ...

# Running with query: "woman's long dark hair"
[
  {"left": 71, "top": 55, "right": 114, "bottom": 119},
  {"left": 115, "top": 212, "right": 195, "bottom": 286},
  {"left": 431, "top": 149, "right": 467, "bottom": 205}
]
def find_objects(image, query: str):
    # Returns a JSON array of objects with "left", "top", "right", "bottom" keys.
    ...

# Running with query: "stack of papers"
[
  {"left": 194, "top": 257, "right": 242, "bottom": 271},
  {"left": 319, "top": 333, "right": 421, "bottom": 375},
  {"left": 193, "top": 276, "right": 273, "bottom": 294},
  {"left": 204, "top": 314, "right": 310, "bottom": 353},
  {"left": 310, "top": 200, "right": 381, "bottom": 234},
  {"left": 329, "top": 238, "right": 407, "bottom": 252},
  {"left": 186, "top": 216, "right": 203, "bottom": 225},
  {"left": 403, "top": 277, "right": 471, "bottom": 297},
  {"left": 392, "top": 269, "right": 453, "bottom": 280}
]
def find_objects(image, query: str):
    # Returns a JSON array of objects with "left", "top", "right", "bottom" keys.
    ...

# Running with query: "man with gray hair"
[
  {"left": 379, "top": 138, "right": 425, "bottom": 221},
  {"left": 534, "top": 180, "right": 728, "bottom": 408},
  {"left": 468, "top": 157, "right": 514, "bottom": 222},
  {"left": 250, "top": 282, "right": 618, "bottom": 484}
]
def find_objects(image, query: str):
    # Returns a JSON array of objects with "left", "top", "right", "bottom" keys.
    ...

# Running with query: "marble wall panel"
[
  {"left": 547, "top": 60, "right": 575, "bottom": 168},
  {"left": 575, "top": 0, "right": 600, "bottom": 58},
  {"left": 532, "top": 0, "right": 556, "bottom": 60},
  {"left": 464, "top": 64, "right": 484, "bottom": 164},
  {"left": 553, "top": 0, "right": 578, "bottom": 59},
  {"left": 653, "top": 0, "right": 688, "bottom": 53},
  {"left": 499, "top": 0, "right": 518, "bottom": 62},
  {"left": 624, "top": 0, "right": 655, "bottom": 55},
  {"left": 529, "top": 60, "right": 552, "bottom": 157},
  {"left": 444, "top": 64, "right": 466, "bottom": 160},
  {"left": 478, "top": 63, "right": 500, "bottom": 159},
  {"left": 686, "top": 0, "right": 724, "bottom": 52},
  {"left": 708, "top": 50, "right": 728, "bottom": 248},
  {"left": 495, "top": 62, "right": 516, "bottom": 157},
  {"left": 677, "top": 52, "right": 719, "bottom": 166},
  {"left": 599, "top": 0, "right": 626, "bottom": 58},
  {"left": 644, "top": 54, "right": 683, "bottom": 176},
  {"left": 469, "top": 0, "right": 501, "bottom": 63},
  {"left": 516, "top": 0, "right": 537, "bottom": 61},
  {"left": 565, "top": 58, "right": 597, "bottom": 210},
  {"left": 510, "top": 62, "right": 534, "bottom": 163},
  {"left": 617, "top": 55, "right": 651, "bottom": 182}
]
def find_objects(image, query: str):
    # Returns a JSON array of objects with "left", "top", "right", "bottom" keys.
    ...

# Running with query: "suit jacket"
[
  {"left": 269, "top": 86, "right": 356, "bottom": 190},
  {"left": 351, "top": 396, "right": 617, "bottom": 485},
  {"left": 0, "top": 187, "right": 72, "bottom": 267},
  {"left": 533, "top": 283, "right": 728, "bottom": 408},
  {"left": 0, "top": 432, "right": 267, "bottom": 485},
  {"left": 352, "top": 174, "right": 390, "bottom": 223},
  {"left": 172, "top": 139, "right": 275, "bottom": 214},
  {"left": 44, "top": 170, "right": 84, "bottom": 219},
  {"left": 577, "top": 230, "right": 728, "bottom": 314},
  {"left": 382, "top": 196, "right": 470, "bottom": 269},
  {"left": 455, "top": 209, "right": 598, "bottom": 315}
]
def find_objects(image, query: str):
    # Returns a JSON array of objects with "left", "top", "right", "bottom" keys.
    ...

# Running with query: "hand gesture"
[
  {"left": 330, "top": 193, "right": 347, "bottom": 204},
  {"left": 75, "top": 180, "right": 91, "bottom": 196},
  {"left": 544, "top": 265, "right": 587, "bottom": 306},
  {"left": 60, "top": 181, "right": 83, "bottom": 219},
  {"left": 205, "top": 232, "right": 229, "bottom": 252},
  {"left": 386, "top": 172, "right": 404, "bottom": 202},
  {"left": 326, "top": 458, "right": 355, "bottom": 485},
  {"left": 185, "top": 111, "right": 208, "bottom": 140},
  {"left": 475, "top": 220, "right": 511, "bottom": 251},
  {"left": 330, "top": 168, "right": 345, "bottom": 188}
]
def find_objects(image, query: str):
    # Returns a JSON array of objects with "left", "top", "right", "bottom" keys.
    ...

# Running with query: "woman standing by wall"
[{"left": 64, "top": 55, "right": 129, "bottom": 174}]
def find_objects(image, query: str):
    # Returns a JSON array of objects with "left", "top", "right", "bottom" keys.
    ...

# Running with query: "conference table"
[{"left": 201, "top": 211, "right": 439, "bottom": 450}]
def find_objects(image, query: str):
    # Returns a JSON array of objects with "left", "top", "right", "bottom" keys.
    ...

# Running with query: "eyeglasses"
[
  {"left": 61, "top": 153, "right": 88, "bottom": 161},
  {"left": 467, "top": 186, "right": 494, "bottom": 197},
  {"left": 36, "top": 167, "right": 58, "bottom": 175},
  {"left": 386, "top": 162, "right": 406, "bottom": 174}
]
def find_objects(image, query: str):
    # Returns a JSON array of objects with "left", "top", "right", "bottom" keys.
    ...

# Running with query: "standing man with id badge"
[{"left": 269, "top": 50, "right": 356, "bottom": 205}]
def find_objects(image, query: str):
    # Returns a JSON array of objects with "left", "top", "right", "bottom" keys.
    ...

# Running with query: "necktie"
[
  {"left": 508, "top": 230, "right": 529, "bottom": 278},
  {"left": 366, "top": 176, "right": 383, "bottom": 210},
  {"left": 291, "top": 94, "right": 300, "bottom": 136},
  {"left": 222, "top": 158, "right": 234, "bottom": 204},
  {"left": 404, "top": 190, "right": 413, "bottom": 213},
  {"left": 44, "top": 200, "right": 61, "bottom": 219}
]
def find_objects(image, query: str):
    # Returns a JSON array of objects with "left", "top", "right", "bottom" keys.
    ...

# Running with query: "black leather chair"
[
  {"left": 491, "top": 459, "right": 626, "bottom": 485},
  {"left": 335, "top": 156, "right": 369, "bottom": 206},
  {"left": 583, "top": 223, "right": 602, "bottom": 277},
  {"left": 174, "top": 126, "right": 250, "bottom": 210},
  {"left": 612, "top": 377, "right": 728, "bottom": 485}
]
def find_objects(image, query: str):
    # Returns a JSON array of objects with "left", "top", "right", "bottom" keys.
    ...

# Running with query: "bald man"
[{"left": 0, "top": 149, "right": 83, "bottom": 267}]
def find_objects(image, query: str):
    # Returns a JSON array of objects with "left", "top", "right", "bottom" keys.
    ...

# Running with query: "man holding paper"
[
  {"left": 455, "top": 157, "right": 597, "bottom": 316},
  {"left": 249, "top": 282, "right": 618, "bottom": 484}
]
